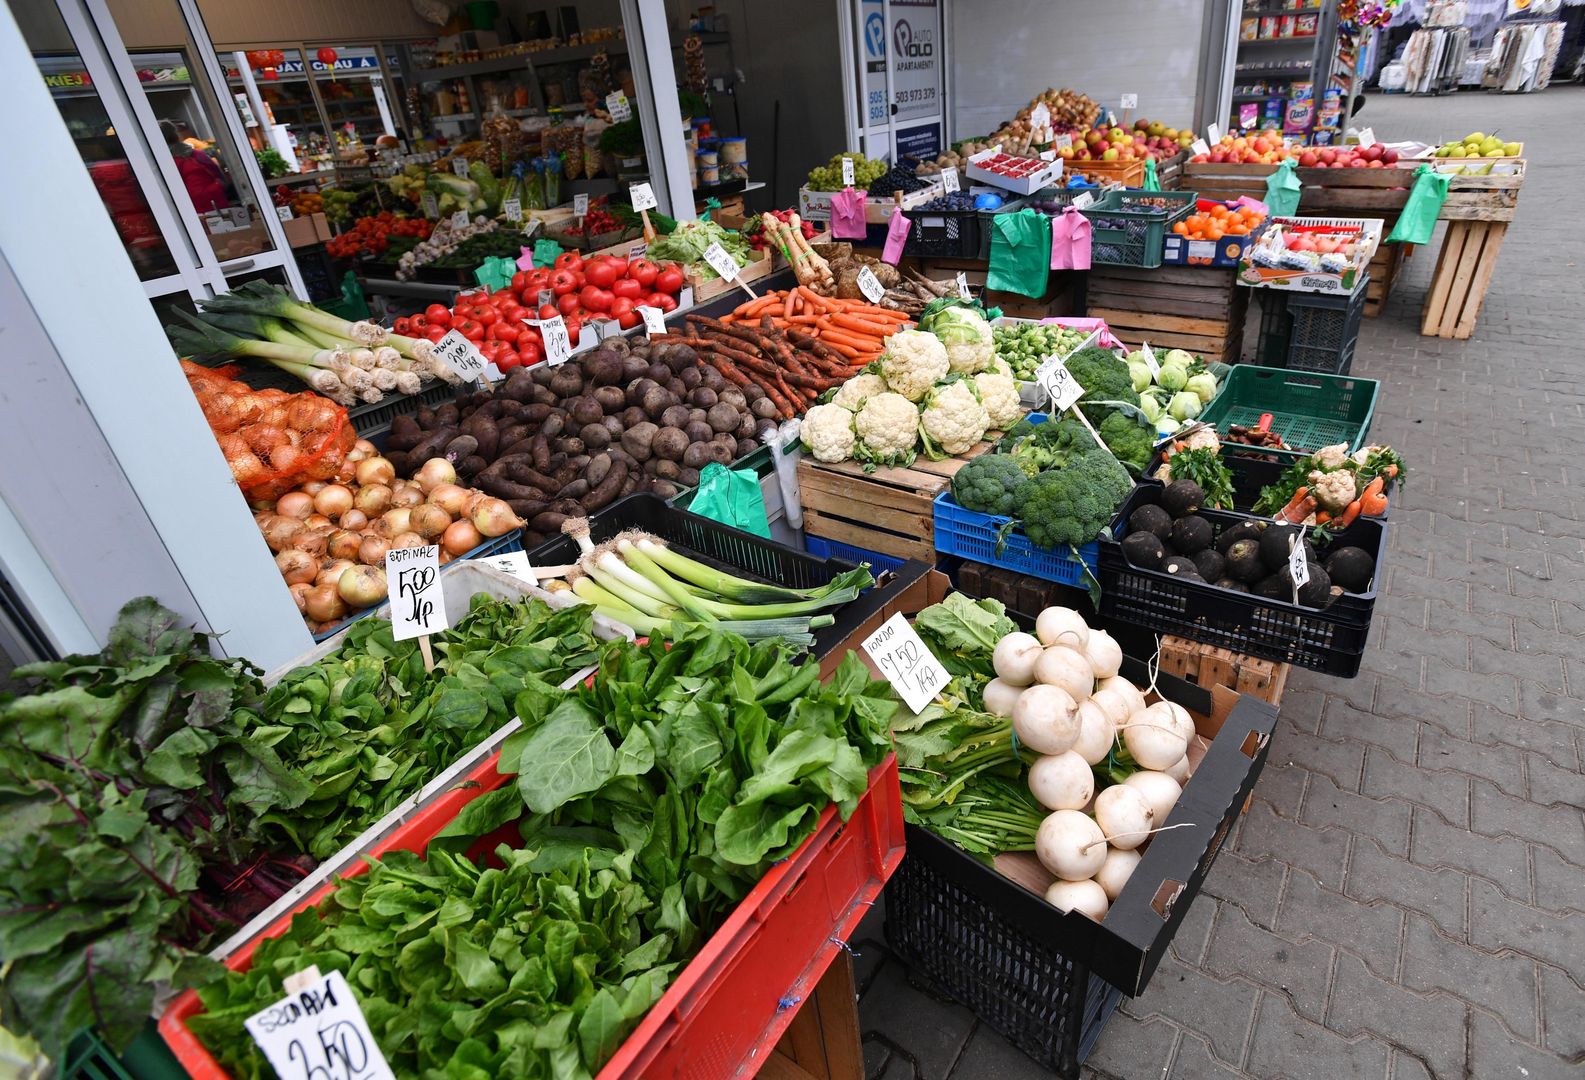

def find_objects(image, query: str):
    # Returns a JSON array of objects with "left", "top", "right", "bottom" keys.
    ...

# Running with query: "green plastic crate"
[
  {"left": 1198, "top": 365, "right": 1380, "bottom": 463},
  {"left": 1080, "top": 189, "right": 1196, "bottom": 268},
  {"left": 63, "top": 1022, "right": 185, "bottom": 1080}
]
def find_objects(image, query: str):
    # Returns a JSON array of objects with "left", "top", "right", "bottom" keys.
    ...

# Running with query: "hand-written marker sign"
[
  {"left": 385, "top": 546, "right": 448, "bottom": 641},
  {"left": 861, "top": 612, "right": 949, "bottom": 714},
  {"left": 245, "top": 970, "right": 396, "bottom": 1080}
]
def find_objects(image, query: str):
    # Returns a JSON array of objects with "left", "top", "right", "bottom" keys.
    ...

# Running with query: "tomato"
[
  {"left": 611, "top": 278, "right": 645, "bottom": 300},
  {"left": 584, "top": 257, "right": 622, "bottom": 289},
  {"left": 479, "top": 338, "right": 507, "bottom": 361},
  {"left": 525, "top": 268, "right": 551, "bottom": 290},
  {"left": 538, "top": 303, "right": 560, "bottom": 321},
  {"left": 408, "top": 313, "right": 429, "bottom": 331},
  {"left": 489, "top": 320, "right": 520, "bottom": 342},
  {"left": 455, "top": 319, "right": 485, "bottom": 342},
  {"left": 518, "top": 340, "right": 543, "bottom": 366},
  {"left": 554, "top": 252, "right": 584, "bottom": 272},
  {"left": 609, "top": 297, "right": 636, "bottom": 321},
  {"left": 580, "top": 285, "right": 613, "bottom": 313},
  {"left": 496, "top": 350, "right": 522, "bottom": 371},
  {"left": 511, "top": 271, "right": 530, "bottom": 292},
  {"left": 616, "top": 308, "right": 642, "bottom": 330},
  {"left": 655, "top": 266, "right": 685, "bottom": 294},
  {"left": 465, "top": 304, "right": 496, "bottom": 327},
  {"left": 515, "top": 325, "right": 542, "bottom": 350},
  {"left": 562, "top": 316, "right": 583, "bottom": 343},
  {"left": 646, "top": 292, "right": 678, "bottom": 313},
  {"left": 424, "top": 324, "right": 448, "bottom": 343},
  {"left": 556, "top": 292, "right": 581, "bottom": 316},
  {"left": 500, "top": 304, "right": 529, "bottom": 325},
  {"left": 549, "top": 269, "right": 579, "bottom": 296},
  {"left": 392, "top": 316, "right": 413, "bottom": 335},
  {"left": 424, "top": 303, "right": 452, "bottom": 326},
  {"left": 629, "top": 259, "right": 660, "bottom": 288}
]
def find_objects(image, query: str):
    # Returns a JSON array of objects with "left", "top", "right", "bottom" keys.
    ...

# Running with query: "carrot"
[
  {"left": 1335, "top": 500, "right": 1362, "bottom": 528},
  {"left": 823, "top": 341, "right": 865, "bottom": 360},
  {"left": 1314, "top": 510, "right": 1332, "bottom": 525},
  {"left": 1274, "top": 485, "right": 1312, "bottom": 524},
  {"left": 787, "top": 314, "right": 823, "bottom": 325},
  {"left": 830, "top": 313, "right": 898, "bottom": 336},
  {"left": 1358, "top": 475, "right": 1388, "bottom": 516},
  {"left": 797, "top": 286, "right": 831, "bottom": 312},
  {"left": 816, "top": 328, "right": 879, "bottom": 351},
  {"left": 784, "top": 290, "right": 797, "bottom": 319}
]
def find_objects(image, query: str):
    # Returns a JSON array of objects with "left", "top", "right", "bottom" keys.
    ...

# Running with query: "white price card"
[
  {"left": 385, "top": 546, "right": 449, "bottom": 642},
  {"left": 245, "top": 970, "right": 395, "bottom": 1080},
  {"left": 431, "top": 329, "right": 487, "bottom": 383},
  {"left": 629, "top": 182, "right": 658, "bottom": 212},
  {"left": 450, "top": 210, "right": 471, "bottom": 231},
  {"left": 420, "top": 192, "right": 439, "bottom": 218},
  {"left": 1030, "top": 102, "right": 1051, "bottom": 130},
  {"left": 956, "top": 272, "right": 972, "bottom": 300},
  {"left": 861, "top": 612, "right": 950, "bottom": 715},
  {"left": 522, "top": 218, "right": 541, "bottom": 238},
  {"left": 535, "top": 315, "right": 572, "bottom": 366},
  {"left": 940, "top": 166, "right": 960, "bottom": 193},
  {"left": 605, "top": 91, "right": 633, "bottom": 122},
  {"left": 841, "top": 156, "right": 856, "bottom": 187},
  {"left": 1040, "top": 149, "right": 1057, "bottom": 161},
  {"left": 637, "top": 305, "right": 668, "bottom": 335},
  {"left": 1054, "top": 133, "right": 1073, "bottom": 150},
  {"left": 1191, "top": 139, "right": 1211, "bottom": 157},
  {"left": 573, "top": 193, "right": 590, "bottom": 218},
  {"left": 1139, "top": 341, "right": 1161, "bottom": 380},
  {"left": 856, "top": 265, "right": 885, "bottom": 304},
  {"left": 1288, "top": 532, "right": 1311, "bottom": 589},
  {"left": 452, "top": 156, "right": 470, "bottom": 177},
  {"left": 480, "top": 550, "right": 536, "bottom": 584},
  {"left": 1120, "top": 93, "right": 1138, "bottom": 110},
  {"left": 703, "top": 241, "right": 741, "bottom": 281},
  {"left": 502, "top": 197, "right": 522, "bottom": 222},
  {"left": 1035, "top": 354, "right": 1085, "bottom": 412},
  {"left": 628, "top": 242, "right": 648, "bottom": 260},
  {"left": 1207, "top": 122, "right": 1223, "bottom": 146},
  {"left": 1071, "top": 191, "right": 1095, "bottom": 210},
  {"left": 275, "top": 205, "right": 294, "bottom": 222},
  {"left": 1356, "top": 127, "right": 1376, "bottom": 148}
]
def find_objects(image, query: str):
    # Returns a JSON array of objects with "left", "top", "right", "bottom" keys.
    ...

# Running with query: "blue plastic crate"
[
  {"left": 932, "top": 492, "right": 1099, "bottom": 588},
  {"left": 805, "top": 534, "right": 905, "bottom": 577}
]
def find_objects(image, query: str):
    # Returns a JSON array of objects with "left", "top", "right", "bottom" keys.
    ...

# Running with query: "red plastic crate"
[{"left": 159, "top": 751, "right": 904, "bottom": 1080}]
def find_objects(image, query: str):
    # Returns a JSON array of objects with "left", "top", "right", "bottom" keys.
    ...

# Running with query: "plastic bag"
[
  {"left": 987, "top": 208, "right": 1051, "bottom": 298},
  {"left": 882, "top": 212, "right": 911, "bottom": 264},
  {"left": 1143, "top": 157, "right": 1160, "bottom": 192},
  {"left": 1263, "top": 158, "right": 1302, "bottom": 217},
  {"left": 1386, "top": 165, "right": 1451, "bottom": 245},
  {"left": 829, "top": 188, "right": 868, "bottom": 240},
  {"left": 1049, "top": 205, "right": 1092, "bottom": 270},
  {"left": 689, "top": 462, "right": 769, "bottom": 538}
]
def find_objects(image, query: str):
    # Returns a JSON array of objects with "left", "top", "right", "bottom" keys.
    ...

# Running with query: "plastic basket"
[
  {"left": 901, "top": 203, "right": 984, "bottom": 259},
  {"left": 160, "top": 752, "right": 905, "bottom": 1080},
  {"left": 1285, "top": 276, "right": 1368, "bottom": 374},
  {"left": 1098, "top": 483, "right": 1386, "bottom": 676},
  {"left": 347, "top": 379, "right": 459, "bottom": 438},
  {"left": 1080, "top": 189, "right": 1196, "bottom": 268},
  {"left": 933, "top": 492, "right": 1099, "bottom": 589},
  {"left": 805, "top": 533, "right": 906, "bottom": 576},
  {"left": 1196, "top": 365, "right": 1380, "bottom": 463},
  {"left": 63, "top": 1021, "right": 188, "bottom": 1080}
]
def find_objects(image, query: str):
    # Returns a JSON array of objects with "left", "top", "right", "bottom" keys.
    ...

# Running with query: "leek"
[
  {"left": 200, "top": 281, "right": 386, "bottom": 345},
  {"left": 165, "top": 311, "right": 348, "bottom": 399},
  {"left": 633, "top": 537, "right": 874, "bottom": 602},
  {"left": 619, "top": 541, "right": 859, "bottom": 620}
]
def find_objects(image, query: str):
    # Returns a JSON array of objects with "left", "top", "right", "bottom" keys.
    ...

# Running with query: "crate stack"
[{"left": 1083, "top": 264, "right": 1249, "bottom": 364}]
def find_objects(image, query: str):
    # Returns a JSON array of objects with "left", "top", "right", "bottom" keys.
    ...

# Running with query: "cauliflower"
[
  {"left": 1178, "top": 425, "right": 1220, "bottom": 452},
  {"left": 920, "top": 379, "right": 990, "bottom": 459},
  {"left": 919, "top": 305, "right": 994, "bottom": 373},
  {"left": 854, "top": 392, "right": 921, "bottom": 469},
  {"left": 1308, "top": 468, "right": 1357, "bottom": 514},
  {"left": 1312, "top": 443, "right": 1351, "bottom": 470},
  {"left": 879, "top": 330, "right": 949, "bottom": 402},
  {"left": 974, "top": 371, "right": 1023, "bottom": 431},
  {"left": 831, "top": 371, "right": 888, "bottom": 412},
  {"left": 800, "top": 403, "right": 856, "bottom": 463}
]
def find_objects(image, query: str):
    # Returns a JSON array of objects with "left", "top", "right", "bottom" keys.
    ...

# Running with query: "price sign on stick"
[
  {"left": 1035, "top": 354, "right": 1085, "bottom": 413},
  {"left": 480, "top": 551, "right": 536, "bottom": 584},
  {"left": 1288, "top": 531, "right": 1310, "bottom": 605},
  {"left": 862, "top": 612, "right": 950, "bottom": 714},
  {"left": 940, "top": 166, "right": 960, "bottom": 193},
  {"left": 629, "top": 182, "right": 658, "bottom": 212},
  {"left": 605, "top": 92, "right": 633, "bottom": 122},
  {"left": 450, "top": 210, "right": 470, "bottom": 231},
  {"left": 1054, "top": 134, "right": 1073, "bottom": 151},
  {"left": 956, "top": 272, "right": 972, "bottom": 300},
  {"left": 703, "top": 241, "right": 757, "bottom": 298},
  {"left": 534, "top": 315, "right": 572, "bottom": 366},
  {"left": 1207, "top": 122, "right": 1223, "bottom": 146},
  {"left": 385, "top": 545, "right": 448, "bottom": 671},
  {"left": 637, "top": 305, "right": 668, "bottom": 335},
  {"left": 452, "top": 156, "right": 470, "bottom": 178},
  {"left": 1191, "top": 138, "right": 1211, "bottom": 158},
  {"left": 245, "top": 969, "right": 396, "bottom": 1080},
  {"left": 1120, "top": 93, "right": 1138, "bottom": 110},
  {"left": 1139, "top": 341, "right": 1161, "bottom": 380},
  {"left": 841, "top": 156, "right": 856, "bottom": 187},
  {"left": 420, "top": 192, "right": 439, "bottom": 218},
  {"left": 431, "top": 330, "right": 487, "bottom": 385},
  {"left": 502, "top": 197, "right": 522, "bottom": 222},
  {"left": 856, "top": 265, "right": 886, "bottom": 304},
  {"left": 1356, "top": 127, "right": 1376, "bottom": 148},
  {"left": 275, "top": 205, "right": 294, "bottom": 222},
  {"left": 573, "top": 193, "right": 590, "bottom": 218}
]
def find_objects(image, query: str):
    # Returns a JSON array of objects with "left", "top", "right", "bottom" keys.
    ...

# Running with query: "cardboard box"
[
  {"left": 965, "top": 149, "right": 1064, "bottom": 196},
  {"left": 1237, "top": 216, "right": 1382, "bottom": 295},
  {"left": 282, "top": 211, "right": 330, "bottom": 248},
  {"left": 1163, "top": 218, "right": 1268, "bottom": 268},
  {"left": 798, "top": 186, "right": 899, "bottom": 225}
]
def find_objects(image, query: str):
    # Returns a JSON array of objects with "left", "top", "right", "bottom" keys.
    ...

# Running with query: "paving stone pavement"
[{"left": 854, "top": 86, "right": 1585, "bottom": 1080}]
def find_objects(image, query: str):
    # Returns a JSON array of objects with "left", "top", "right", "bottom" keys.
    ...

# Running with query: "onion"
[
  {"left": 353, "top": 483, "right": 392, "bottom": 516},
  {"left": 349, "top": 438, "right": 378, "bottom": 462},
  {"left": 355, "top": 456, "right": 396, "bottom": 487},
  {"left": 380, "top": 508, "right": 414, "bottom": 537},
  {"left": 471, "top": 496, "right": 524, "bottom": 537},
  {"left": 410, "top": 504, "right": 452, "bottom": 540},
  {"left": 290, "top": 528, "right": 330, "bottom": 559},
  {"left": 327, "top": 529, "right": 362, "bottom": 561},
  {"left": 276, "top": 491, "right": 313, "bottom": 519},
  {"left": 275, "top": 549, "right": 317, "bottom": 585},
  {"left": 316, "top": 559, "right": 356, "bottom": 588},
  {"left": 461, "top": 490, "right": 489, "bottom": 518},
  {"left": 442, "top": 519, "right": 482, "bottom": 556},
  {"left": 358, "top": 535, "right": 390, "bottom": 565},
  {"left": 335, "top": 459, "right": 357, "bottom": 483},
  {"left": 339, "top": 508, "right": 369, "bottom": 532},
  {"left": 287, "top": 581, "right": 312, "bottom": 612},
  {"left": 428, "top": 483, "right": 469, "bottom": 516},
  {"left": 314, "top": 484, "right": 354, "bottom": 519},
  {"left": 391, "top": 531, "right": 426, "bottom": 549},
  {"left": 390, "top": 485, "right": 424, "bottom": 508},
  {"left": 261, "top": 518, "right": 304, "bottom": 553},
  {"left": 304, "top": 513, "right": 333, "bottom": 531},
  {"left": 338, "top": 565, "right": 388, "bottom": 608},
  {"left": 301, "top": 480, "right": 328, "bottom": 496},
  {"left": 304, "top": 584, "right": 349, "bottom": 623},
  {"left": 415, "top": 458, "right": 458, "bottom": 493}
]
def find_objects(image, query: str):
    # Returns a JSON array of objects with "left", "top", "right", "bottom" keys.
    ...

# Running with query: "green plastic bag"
[
  {"left": 473, "top": 256, "right": 516, "bottom": 290},
  {"left": 1264, "top": 158, "right": 1302, "bottom": 217},
  {"left": 688, "top": 462, "right": 768, "bottom": 538},
  {"left": 1143, "top": 158, "right": 1160, "bottom": 192},
  {"left": 1386, "top": 165, "right": 1451, "bottom": 245},
  {"left": 987, "top": 209, "right": 1051, "bottom": 298}
]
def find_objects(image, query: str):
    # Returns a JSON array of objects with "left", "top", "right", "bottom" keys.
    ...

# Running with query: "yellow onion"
[
  {"left": 347, "top": 438, "right": 378, "bottom": 463},
  {"left": 379, "top": 507, "right": 414, "bottom": 538},
  {"left": 316, "top": 559, "right": 356, "bottom": 588},
  {"left": 304, "top": 513, "right": 333, "bottom": 531},
  {"left": 339, "top": 508, "right": 369, "bottom": 532},
  {"left": 261, "top": 517, "right": 304, "bottom": 553},
  {"left": 338, "top": 565, "right": 388, "bottom": 608},
  {"left": 353, "top": 483, "right": 392, "bottom": 516},
  {"left": 441, "top": 519, "right": 481, "bottom": 556},
  {"left": 471, "top": 497, "right": 524, "bottom": 537},
  {"left": 358, "top": 535, "right": 390, "bottom": 565},
  {"left": 327, "top": 529, "right": 362, "bottom": 561},
  {"left": 288, "top": 581, "right": 312, "bottom": 612},
  {"left": 291, "top": 528, "right": 330, "bottom": 559},
  {"left": 390, "top": 485, "right": 424, "bottom": 509},
  {"left": 415, "top": 458, "right": 458, "bottom": 493},
  {"left": 275, "top": 550, "right": 317, "bottom": 585},
  {"left": 314, "top": 484, "right": 354, "bottom": 519},
  {"left": 410, "top": 504, "right": 452, "bottom": 541},
  {"left": 276, "top": 491, "right": 313, "bottom": 519},
  {"left": 304, "top": 584, "right": 349, "bottom": 623},
  {"left": 355, "top": 456, "right": 396, "bottom": 487},
  {"left": 391, "top": 531, "right": 426, "bottom": 549},
  {"left": 301, "top": 480, "right": 328, "bottom": 496},
  {"left": 428, "top": 483, "right": 469, "bottom": 516}
]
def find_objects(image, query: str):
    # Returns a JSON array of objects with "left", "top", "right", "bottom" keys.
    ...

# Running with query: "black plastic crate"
[
  {"left": 1147, "top": 450, "right": 1288, "bottom": 515},
  {"left": 1286, "top": 276, "right": 1369, "bottom": 375},
  {"left": 1254, "top": 289, "right": 1293, "bottom": 367},
  {"left": 1099, "top": 483, "right": 1387, "bottom": 677},
  {"left": 901, "top": 204, "right": 984, "bottom": 259}
]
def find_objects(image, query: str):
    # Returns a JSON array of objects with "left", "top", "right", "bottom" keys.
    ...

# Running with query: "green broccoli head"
[
  {"left": 1014, "top": 450, "right": 1133, "bottom": 549},
  {"left": 1066, "top": 347, "right": 1141, "bottom": 413},
  {"left": 951, "top": 455, "right": 1030, "bottom": 516},
  {"left": 1097, "top": 411, "right": 1154, "bottom": 473}
]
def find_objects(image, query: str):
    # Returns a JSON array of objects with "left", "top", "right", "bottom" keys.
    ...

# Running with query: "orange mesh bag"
[{"left": 182, "top": 360, "right": 354, "bottom": 501}]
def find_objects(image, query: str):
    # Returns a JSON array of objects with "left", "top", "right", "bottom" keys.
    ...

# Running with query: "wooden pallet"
[
  {"left": 764, "top": 954, "right": 863, "bottom": 1080},
  {"left": 1158, "top": 635, "right": 1290, "bottom": 706},
  {"left": 798, "top": 442, "right": 994, "bottom": 562},
  {"left": 1422, "top": 219, "right": 1507, "bottom": 340},
  {"left": 1084, "top": 264, "right": 1248, "bottom": 362}
]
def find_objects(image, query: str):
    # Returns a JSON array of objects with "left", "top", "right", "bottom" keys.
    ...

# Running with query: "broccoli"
[
  {"left": 1001, "top": 417, "right": 1092, "bottom": 475},
  {"left": 1065, "top": 346, "right": 1140, "bottom": 417},
  {"left": 951, "top": 455, "right": 1030, "bottom": 516},
  {"left": 1097, "top": 411, "right": 1154, "bottom": 473},
  {"left": 1014, "top": 449, "right": 1133, "bottom": 549}
]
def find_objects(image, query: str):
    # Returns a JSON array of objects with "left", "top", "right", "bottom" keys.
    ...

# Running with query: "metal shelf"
[
  {"left": 1239, "top": 35, "right": 1319, "bottom": 46},
  {"left": 414, "top": 40, "right": 626, "bottom": 82}
]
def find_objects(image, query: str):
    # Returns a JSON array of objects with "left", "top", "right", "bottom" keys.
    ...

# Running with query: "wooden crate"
[
  {"left": 1068, "top": 157, "right": 1147, "bottom": 187},
  {"left": 1422, "top": 219, "right": 1507, "bottom": 340},
  {"left": 957, "top": 559, "right": 1085, "bottom": 617},
  {"left": 1364, "top": 235, "right": 1406, "bottom": 318},
  {"left": 763, "top": 955, "right": 863, "bottom": 1080},
  {"left": 1179, "top": 160, "right": 1524, "bottom": 221},
  {"left": 686, "top": 247, "right": 774, "bottom": 303},
  {"left": 1158, "top": 635, "right": 1289, "bottom": 706},
  {"left": 1083, "top": 264, "right": 1248, "bottom": 362},
  {"left": 798, "top": 442, "right": 994, "bottom": 563}
]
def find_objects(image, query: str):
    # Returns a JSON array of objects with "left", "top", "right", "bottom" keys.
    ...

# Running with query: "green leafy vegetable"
[
  {"left": 645, "top": 220, "right": 752, "bottom": 279},
  {"left": 914, "top": 593, "right": 1017, "bottom": 681}
]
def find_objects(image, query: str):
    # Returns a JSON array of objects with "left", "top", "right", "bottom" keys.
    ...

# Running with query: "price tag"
[
  {"left": 940, "top": 167, "right": 960, "bottom": 193},
  {"left": 955, "top": 272, "right": 971, "bottom": 300},
  {"left": 629, "top": 182, "right": 658, "bottom": 212},
  {"left": 1191, "top": 138, "right": 1211, "bottom": 157},
  {"left": 862, "top": 612, "right": 949, "bottom": 714},
  {"left": 605, "top": 92, "right": 633, "bottom": 122},
  {"left": 522, "top": 218, "right": 541, "bottom": 238},
  {"left": 1035, "top": 354, "right": 1084, "bottom": 412},
  {"left": 431, "top": 330, "right": 487, "bottom": 384},
  {"left": 502, "top": 197, "right": 522, "bottom": 222},
  {"left": 451, "top": 156, "right": 470, "bottom": 177},
  {"left": 1030, "top": 102, "right": 1051, "bottom": 129},
  {"left": 1120, "top": 94, "right": 1138, "bottom": 110},
  {"left": 1356, "top": 127, "right": 1376, "bottom": 148},
  {"left": 1208, "top": 122, "right": 1223, "bottom": 146},
  {"left": 1071, "top": 191, "right": 1095, "bottom": 210},
  {"left": 420, "top": 192, "right": 438, "bottom": 218},
  {"left": 1139, "top": 341, "right": 1161, "bottom": 380},
  {"left": 703, "top": 242, "right": 740, "bottom": 281},
  {"left": 450, "top": 210, "right": 470, "bottom": 231},
  {"left": 1039, "top": 149, "right": 1056, "bottom": 161},
  {"left": 245, "top": 969, "right": 395, "bottom": 1080},
  {"left": 534, "top": 315, "right": 572, "bottom": 366},
  {"left": 637, "top": 305, "right": 668, "bottom": 335},
  {"left": 480, "top": 550, "right": 536, "bottom": 584},
  {"left": 275, "top": 205, "right": 294, "bottom": 222},
  {"left": 573, "top": 193, "right": 590, "bottom": 218},
  {"left": 628, "top": 242, "right": 648, "bottom": 260},
  {"left": 1288, "top": 532, "right": 1311, "bottom": 589},
  {"left": 841, "top": 156, "right": 856, "bottom": 187},
  {"left": 385, "top": 546, "right": 449, "bottom": 642},
  {"left": 856, "top": 265, "right": 885, "bottom": 304},
  {"left": 1054, "top": 134, "right": 1073, "bottom": 150}
]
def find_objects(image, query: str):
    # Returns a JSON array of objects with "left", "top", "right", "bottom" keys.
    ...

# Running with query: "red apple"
[
  {"left": 1299, "top": 151, "right": 1319, "bottom": 167},
  {"left": 1319, "top": 149, "right": 1338, "bottom": 165}
]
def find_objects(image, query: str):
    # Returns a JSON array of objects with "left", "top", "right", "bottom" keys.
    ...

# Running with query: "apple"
[
  {"left": 1298, "top": 151, "right": 1319, "bottom": 167},
  {"left": 1382, "top": 148, "right": 1400, "bottom": 164}
]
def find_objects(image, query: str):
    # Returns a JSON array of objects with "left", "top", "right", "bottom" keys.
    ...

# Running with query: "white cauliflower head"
[
  {"left": 973, "top": 371, "right": 1022, "bottom": 431},
  {"left": 1312, "top": 443, "right": 1351, "bottom": 470},
  {"left": 921, "top": 306, "right": 994, "bottom": 374},
  {"left": 920, "top": 379, "right": 990, "bottom": 459},
  {"left": 1308, "top": 468, "right": 1357, "bottom": 514},
  {"left": 831, "top": 371, "right": 888, "bottom": 413},
  {"left": 879, "top": 329, "right": 950, "bottom": 401},
  {"left": 854, "top": 391, "right": 921, "bottom": 467},
  {"left": 800, "top": 403, "right": 856, "bottom": 463},
  {"left": 1178, "top": 425, "right": 1221, "bottom": 452}
]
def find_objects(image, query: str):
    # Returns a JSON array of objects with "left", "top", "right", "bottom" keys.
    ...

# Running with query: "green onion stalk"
[
  {"left": 165, "top": 309, "right": 353, "bottom": 403},
  {"left": 567, "top": 572, "right": 832, "bottom": 645}
]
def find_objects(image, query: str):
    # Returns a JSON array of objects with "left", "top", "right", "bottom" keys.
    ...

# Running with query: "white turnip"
[
  {"left": 1034, "top": 646, "right": 1093, "bottom": 702},
  {"left": 1094, "top": 784, "right": 1156, "bottom": 851},
  {"left": 1044, "top": 878, "right": 1109, "bottom": 920},
  {"left": 1072, "top": 700, "right": 1116, "bottom": 766},
  {"left": 1096, "top": 675, "right": 1146, "bottom": 717},
  {"left": 1084, "top": 629, "right": 1122, "bottom": 679},
  {"left": 982, "top": 677, "right": 1022, "bottom": 718},
  {"left": 1121, "top": 701, "right": 1194, "bottom": 770},
  {"left": 1164, "top": 754, "right": 1192, "bottom": 784},
  {"left": 1124, "top": 771, "right": 1184, "bottom": 823},
  {"left": 1095, "top": 847, "right": 1141, "bottom": 901},
  {"left": 1027, "top": 751, "right": 1095, "bottom": 811},
  {"left": 1035, "top": 606, "right": 1090, "bottom": 650},
  {"left": 1088, "top": 684, "right": 1134, "bottom": 729},
  {"left": 992, "top": 632, "right": 1044, "bottom": 686},
  {"left": 1035, "top": 810, "right": 1107, "bottom": 881},
  {"left": 1012, "top": 684, "right": 1080, "bottom": 755}
]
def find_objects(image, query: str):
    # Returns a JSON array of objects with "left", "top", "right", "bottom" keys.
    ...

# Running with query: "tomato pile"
[
  {"left": 390, "top": 251, "right": 686, "bottom": 373},
  {"left": 326, "top": 213, "right": 433, "bottom": 259},
  {"left": 743, "top": 208, "right": 817, "bottom": 252}
]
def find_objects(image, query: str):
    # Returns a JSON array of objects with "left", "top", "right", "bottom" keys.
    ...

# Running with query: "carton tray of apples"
[{"left": 1237, "top": 216, "right": 1383, "bottom": 296}]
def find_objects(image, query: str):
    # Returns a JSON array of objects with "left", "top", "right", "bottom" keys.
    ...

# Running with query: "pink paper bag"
[
  {"left": 881, "top": 212, "right": 912, "bottom": 264},
  {"left": 829, "top": 187, "right": 868, "bottom": 240},
  {"left": 1049, "top": 206, "right": 1092, "bottom": 270}
]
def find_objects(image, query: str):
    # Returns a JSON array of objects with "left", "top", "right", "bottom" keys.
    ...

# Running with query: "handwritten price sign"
[
  {"left": 431, "top": 330, "right": 486, "bottom": 384},
  {"left": 384, "top": 546, "right": 448, "bottom": 641},
  {"left": 245, "top": 970, "right": 395, "bottom": 1080},
  {"left": 862, "top": 613, "right": 949, "bottom": 714},
  {"left": 1035, "top": 354, "right": 1085, "bottom": 412}
]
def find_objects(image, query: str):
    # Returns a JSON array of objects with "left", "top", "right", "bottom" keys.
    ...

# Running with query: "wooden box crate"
[
  {"left": 1158, "top": 635, "right": 1289, "bottom": 706},
  {"left": 1083, "top": 264, "right": 1248, "bottom": 362},
  {"left": 798, "top": 443, "right": 993, "bottom": 563},
  {"left": 1365, "top": 231, "right": 1406, "bottom": 318},
  {"left": 765, "top": 955, "right": 863, "bottom": 1080},
  {"left": 956, "top": 559, "right": 1084, "bottom": 618}
]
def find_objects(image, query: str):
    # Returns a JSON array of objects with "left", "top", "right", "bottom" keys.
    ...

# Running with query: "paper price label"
[
  {"left": 502, "top": 197, "right": 522, "bottom": 222},
  {"left": 1054, "top": 134, "right": 1073, "bottom": 150},
  {"left": 940, "top": 167, "right": 960, "bottom": 193},
  {"left": 841, "top": 156, "right": 856, "bottom": 187},
  {"left": 1356, "top": 127, "right": 1376, "bottom": 148},
  {"left": 245, "top": 970, "right": 395, "bottom": 1080},
  {"left": 537, "top": 289, "right": 553, "bottom": 306},
  {"left": 1071, "top": 191, "right": 1095, "bottom": 210},
  {"left": 431, "top": 330, "right": 487, "bottom": 383},
  {"left": 1139, "top": 341, "right": 1161, "bottom": 380},
  {"left": 1120, "top": 93, "right": 1138, "bottom": 110},
  {"left": 451, "top": 156, "right": 470, "bottom": 177},
  {"left": 629, "top": 182, "right": 658, "bottom": 212},
  {"left": 522, "top": 218, "right": 541, "bottom": 238},
  {"left": 1039, "top": 149, "right": 1056, "bottom": 161},
  {"left": 420, "top": 192, "right": 439, "bottom": 218},
  {"left": 480, "top": 551, "right": 536, "bottom": 584},
  {"left": 1035, "top": 355, "right": 1085, "bottom": 412},
  {"left": 573, "top": 193, "right": 590, "bottom": 218},
  {"left": 861, "top": 612, "right": 949, "bottom": 715},
  {"left": 385, "top": 546, "right": 449, "bottom": 642},
  {"left": 637, "top": 305, "right": 668, "bottom": 335},
  {"left": 606, "top": 92, "right": 633, "bottom": 122},
  {"left": 703, "top": 242, "right": 740, "bottom": 281},
  {"left": 1207, "top": 122, "right": 1223, "bottom": 146},
  {"left": 1191, "top": 138, "right": 1211, "bottom": 157},
  {"left": 628, "top": 242, "right": 648, "bottom": 260},
  {"left": 1288, "top": 533, "right": 1311, "bottom": 589},
  {"left": 450, "top": 210, "right": 470, "bottom": 231},
  {"left": 275, "top": 205, "right": 294, "bottom": 222},
  {"left": 856, "top": 265, "right": 885, "bottom": 304},
  {"left": 534, "top": 315, "right": 572, "bottom": 366},
  {"left": 955, "top": 272, "right": 971, "bottom": 300}
]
